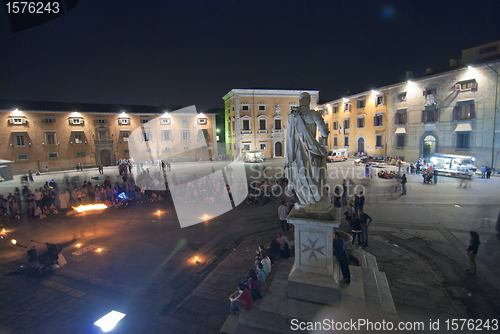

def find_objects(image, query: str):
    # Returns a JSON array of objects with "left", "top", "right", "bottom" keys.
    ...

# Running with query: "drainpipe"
[
  {"left": 30, "top": 112, "right": 40, "bottom": 171},
  {"left": 487, "top": 64, "right": 499, "bottom": 170}
]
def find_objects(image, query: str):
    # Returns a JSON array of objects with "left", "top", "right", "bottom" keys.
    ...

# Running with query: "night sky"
[{"left": 1, "top": 0, "right": 500, "bottom": 110}]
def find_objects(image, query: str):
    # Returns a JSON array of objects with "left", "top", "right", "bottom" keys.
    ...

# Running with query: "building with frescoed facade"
[
  {"left": 222, "top": 89, "right": 320, "bottom": 158},
  {"left": 385, "top": 47, "right": 500, "bottom": 168},
  {"left": 0, "top": 100, "right": 218, "bottom": 173}
]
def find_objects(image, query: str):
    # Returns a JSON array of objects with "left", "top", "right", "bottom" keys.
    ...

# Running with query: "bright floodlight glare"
[
  {"left": 471, "top": 157, "right": 476, "bottom": 162},
  {"left": 94, "top": 311, "right": 126, "bottom": 332}
]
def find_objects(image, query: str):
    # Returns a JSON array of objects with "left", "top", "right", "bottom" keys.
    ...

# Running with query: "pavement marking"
[{"left": 72, "top": 245, "right": 99, "bottom": 255}]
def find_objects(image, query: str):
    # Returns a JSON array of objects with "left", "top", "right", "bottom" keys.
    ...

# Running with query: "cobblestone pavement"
[{"left": 1, "top": 161, "right": 499, "bottom": 333}]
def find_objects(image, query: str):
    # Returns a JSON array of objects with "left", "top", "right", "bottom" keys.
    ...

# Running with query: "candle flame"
[{"left": 195, "top": 256, "right": 199, "bottom": 263}]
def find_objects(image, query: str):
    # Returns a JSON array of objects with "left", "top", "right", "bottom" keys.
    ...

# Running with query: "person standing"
[
  {"left": 359, "top": 191, "right": 365, "bottom": 212},
  {"left": 342, "top": 179, "right": 348, "bottom": 206},
  {"left": 401, "top": 174, "right": 407, "bottom": 195},
  {"left": 333, "top": 232, "right": 351, "bottom": 284},
  {"left": 350, "top": 214, "right": 363, "bottom": 246},
  {"left": 278, "top": 201, "right": 289, "bottom": 232},
  {"left": 359, "top": 209, "right": 372, "bottom": 247},
  {"left": 466, "top": 231, "right": 481, "bottom": 276}
]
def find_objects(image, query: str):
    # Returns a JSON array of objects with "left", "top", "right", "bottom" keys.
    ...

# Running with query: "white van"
[{"left": 327, "top": 149, "right": 348, "bottom": 162}]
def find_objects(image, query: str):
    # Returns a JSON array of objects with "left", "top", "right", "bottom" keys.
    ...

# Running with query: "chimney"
[
  {"left": 450, "top": 57, "right": 457, "bottom": 67},
  {"left": 425, "top": 66, "right": 433, "bottom": 74},
  {"left": 406, "top": 71, "right": 413, "bottom": 80}
]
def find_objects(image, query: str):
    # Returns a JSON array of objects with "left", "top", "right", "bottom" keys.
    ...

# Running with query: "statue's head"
[{"left": 299, "top": 92, "right": 311, "bottom": 106}]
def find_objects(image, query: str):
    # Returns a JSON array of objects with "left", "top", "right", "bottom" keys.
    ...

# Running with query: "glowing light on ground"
[
  {"left": 97, "top": 248, "right": 102, "bottom": 252},
  {"left": 76, "top": 243, "right": 81, "bottom": 247},
  {"left": 73, "top": 204, "right": 107, "bottom": 213},
  {"left": 11, "top": 239, "right": 17, "bottom": 245},
  {"left": 94, "top": 311, "right": 126, "bottom": 332}
]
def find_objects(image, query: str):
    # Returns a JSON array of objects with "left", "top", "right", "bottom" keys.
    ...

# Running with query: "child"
[{"left": 49, "top": 203, "right": 59, "bottom": 215}]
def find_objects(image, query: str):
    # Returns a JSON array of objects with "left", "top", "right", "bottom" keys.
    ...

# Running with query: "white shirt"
[
  {"left": 278, "top": 205, "right": 289, "bottom": 221},
  {"left": 261, "top": 257, "right": 272, "bottom": 274}
]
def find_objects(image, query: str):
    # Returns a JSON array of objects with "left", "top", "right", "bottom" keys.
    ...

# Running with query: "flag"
[{"left": 338, "top": 124, "right": 342, "bottom": 135}]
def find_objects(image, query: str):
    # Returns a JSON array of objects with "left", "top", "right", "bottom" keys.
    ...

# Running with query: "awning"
[
  {"left": 11, "top": 130, "right": 28, "bottom": 133},
  {"left": 454, "top": 123, "right": 472, "bottom": 132},
  {"left": 71, "top": 130, "right": 85, "bottom": 132},
  {"left": 395, "top": 128, "right": 406, "bottom": 134}
]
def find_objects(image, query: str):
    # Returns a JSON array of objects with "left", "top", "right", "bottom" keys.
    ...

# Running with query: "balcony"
[{"left": 94, "top": 139, "right": 114, "bottom": 145}]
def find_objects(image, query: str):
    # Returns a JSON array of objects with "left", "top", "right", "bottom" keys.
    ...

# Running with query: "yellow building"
[
  {"left": 320, "top": 89, "right": 388, "bottom": 156},
  {"left": 222, "top": 89, "right": 320, "bottom": 158},
  {"left": 0, "top": 100, "right": 217, "bottom": 173}
]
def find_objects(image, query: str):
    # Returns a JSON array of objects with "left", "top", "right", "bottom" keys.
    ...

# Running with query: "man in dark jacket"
[
  {"left": 333, "top": 232, "right": 351, "bottom": 284},
  {"left": 359, "top": 191, "right": 365, "bottom": 211},
  {"left": 359, "top": 209, "right": 373, "bottom": 247}
]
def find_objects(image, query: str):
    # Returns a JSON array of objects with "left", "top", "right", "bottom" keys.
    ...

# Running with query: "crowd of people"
[{"left": 228, "top": 232, "right": 291, "bottom": 315}]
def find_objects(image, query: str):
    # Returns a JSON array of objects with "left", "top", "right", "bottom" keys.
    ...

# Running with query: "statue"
[{"left": 285, "top": 92, "right": 331, "bottom": 212}]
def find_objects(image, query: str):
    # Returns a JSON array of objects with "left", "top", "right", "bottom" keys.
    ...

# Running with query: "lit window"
[
  {"left": 375, "top": 94, "right": 385, "bottom": 106},
  {"left": 398, "top": 92, "right": 407, "bottom": 102},
  {"left": 121, "top": 131, "right": 130, "bottom": 142},
  {"left": 118, "top": 118, "right": 130, "bottom": 125},
  {"left": 73, "top": 132, "right": 84, "bottom": 144}
]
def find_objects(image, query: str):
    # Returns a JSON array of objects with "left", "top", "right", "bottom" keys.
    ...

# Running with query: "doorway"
[
  {"left": 423, "top": 135, "right": 436, "bottom": 158},
  {"left": 100, "top": 149, "right": 111, "bottom": 166},
  {"left": 275, "top": 142, "right": 283, "bottom": 157},
  {"left": 357, "top": 137, "right": 365, "bottom": 153}
]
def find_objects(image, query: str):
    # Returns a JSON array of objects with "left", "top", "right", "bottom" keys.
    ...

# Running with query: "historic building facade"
[
  {"left": 320, "top": 89, "right": 389, "bottom": 157},
  {"left": 386, "top": 59, "right": 500, "bottom": 168},
  {"left": 0, "top": 101, "right": 217, "bottom": 173},
  {"left": 222, "top": 89, "right": 319, "bottom": 158}
]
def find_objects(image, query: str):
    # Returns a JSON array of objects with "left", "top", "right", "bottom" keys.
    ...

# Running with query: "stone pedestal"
[{"left": 287, "top": 206, "right": 341, "bottom": 306}]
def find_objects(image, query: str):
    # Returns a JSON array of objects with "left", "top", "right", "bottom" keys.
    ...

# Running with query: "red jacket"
[{"left": 237, "top": 288, "right": 253, "bottom": 310}]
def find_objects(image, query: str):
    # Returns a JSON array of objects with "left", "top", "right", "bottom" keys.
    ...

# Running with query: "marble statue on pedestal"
[{"left": 284, "top": 92, "right": 331, "bottom": 212}]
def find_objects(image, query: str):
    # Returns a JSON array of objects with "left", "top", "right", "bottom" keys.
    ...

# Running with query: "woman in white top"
[{"left": 259, "top": 249, "right": 272, "bottom": 274}]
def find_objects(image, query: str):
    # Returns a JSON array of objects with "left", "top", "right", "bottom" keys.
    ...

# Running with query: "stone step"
[
  {"left": 374, "top": 271, "right": 398, "bottom": 321},
  {"left": 238, "top": 309, "right": 306, "bottom": 334}
]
